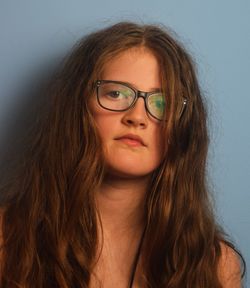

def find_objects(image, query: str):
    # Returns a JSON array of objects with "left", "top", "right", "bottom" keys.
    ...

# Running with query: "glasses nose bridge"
[
  {"left": 135, "top": 90, "right": 148, "bottom": 104},
  {"left": 131, "top": 90, "right": 150, "bottom": 116}
]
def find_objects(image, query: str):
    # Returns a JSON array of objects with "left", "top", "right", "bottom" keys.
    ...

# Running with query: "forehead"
[{"left": 100, "top": 47, "right": 162, "bottom": 91}]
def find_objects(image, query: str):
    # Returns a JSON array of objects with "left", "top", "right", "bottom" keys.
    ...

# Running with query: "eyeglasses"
[{"left": 95, "top": 80, "right": 187, "bottom": 121}]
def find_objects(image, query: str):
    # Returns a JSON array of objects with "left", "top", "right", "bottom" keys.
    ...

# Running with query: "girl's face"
[{"left": 90, "top": 47, "right": 165, "bottom": 178}]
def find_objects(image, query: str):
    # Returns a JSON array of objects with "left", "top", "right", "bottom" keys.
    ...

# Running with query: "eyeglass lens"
[{"left": 97, "top": 82, "right": 165, "bottom": 120}]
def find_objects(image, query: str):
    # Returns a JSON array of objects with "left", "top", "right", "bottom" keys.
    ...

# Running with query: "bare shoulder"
[
  {"left": 0, "top": 208, "right": 3, "bottom": 245},
  {"left": 0, "top": 208, "right": 3, "bottom": 264},
  {"left": 0, "top": 207, "right": 5, "bottom": 251},
  {"left": 218, "top": 241, "right": 242, "bottom": 288},
  {"left": 0, "top": 208, "right": 3, "bottom": 238}
]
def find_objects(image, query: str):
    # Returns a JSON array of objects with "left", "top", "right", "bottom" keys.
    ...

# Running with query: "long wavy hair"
[{"left": 0, "top": 21, "right": 245, "bottom": 287}]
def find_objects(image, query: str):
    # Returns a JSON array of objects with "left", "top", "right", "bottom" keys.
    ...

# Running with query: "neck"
[
  {"left": 92, "top": 174, "right": 149, "bottom": 288},
  {"left": 96, "top": 174, "right": 149, "bottom": 235}
]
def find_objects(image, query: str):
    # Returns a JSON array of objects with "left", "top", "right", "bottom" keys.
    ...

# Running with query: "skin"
[
  {"left": 89, "top": 47, "right": 242, "bottom": 287},
  {"left": 91, "top": 48, "right": 165, "bottom": 179},
  {"left": 90, "top": 47, "right": 164, "bottom": 287}
]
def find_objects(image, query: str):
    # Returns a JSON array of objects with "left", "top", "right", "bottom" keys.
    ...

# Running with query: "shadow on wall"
[{"left": 0, "top": 55, "right": 64, "bottom": 204}]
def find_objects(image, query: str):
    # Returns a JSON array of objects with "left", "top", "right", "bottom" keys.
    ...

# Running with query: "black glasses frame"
[{"left": 95, "top": 80, "right": 187, "bottom": 121}]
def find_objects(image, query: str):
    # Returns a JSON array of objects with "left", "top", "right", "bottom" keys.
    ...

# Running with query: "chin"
[{"left": 105, "top": 163, "right": 157, "bottom": 179}]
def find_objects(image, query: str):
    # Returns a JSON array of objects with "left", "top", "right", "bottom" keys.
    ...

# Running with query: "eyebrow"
[
  {"left": 115, "top": 80, "right": 162, "bottom": 92},
  {"left": 131, "top": 85, "right": 162, "bottom": 93}
]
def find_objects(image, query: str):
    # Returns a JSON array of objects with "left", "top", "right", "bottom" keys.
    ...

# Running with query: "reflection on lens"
[{"left": 148, "top": 93, "right": 165, "bottom": 119}]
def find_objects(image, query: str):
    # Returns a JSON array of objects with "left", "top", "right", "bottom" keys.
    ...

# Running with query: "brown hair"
[{"left": 0, "top": 21, "right": 245, "bottom": 287}]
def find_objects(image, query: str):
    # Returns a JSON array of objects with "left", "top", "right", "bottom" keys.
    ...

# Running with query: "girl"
[{"left": 0, "top": 21, "right": 245, "bottom": 287}]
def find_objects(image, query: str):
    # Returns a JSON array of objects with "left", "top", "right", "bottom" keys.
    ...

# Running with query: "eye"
[
  {"left": 107, "top": 90, "right": 122, "bottom": 99},
  {"left": 148, "top": 93, "right": 166, "bottom": 119},
  {"left": 149, "top": 94, "right": 165, "bottom": 109},
  {"left": 106, "top": 89, "right": 132, "bottom": 100}
]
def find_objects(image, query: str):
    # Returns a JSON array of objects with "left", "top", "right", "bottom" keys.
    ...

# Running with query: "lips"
[{"left": 115, "top": 134, "right": 146, "bottom": 146}]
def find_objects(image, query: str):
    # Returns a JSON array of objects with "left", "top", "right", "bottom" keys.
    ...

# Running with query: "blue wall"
[{"left": 1, "top": 0, "right": 249, "bottom": 285}]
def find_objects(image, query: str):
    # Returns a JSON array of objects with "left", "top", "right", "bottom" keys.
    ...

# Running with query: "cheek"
[
  {"left": 95, "top": 119, "right": 108, "bottom": 137},
  {"left": 90, "top": 104, "right": 116, "bottom": 140},
  {"left": 92, "top": 114, "right": 120, "bottom": 155}
]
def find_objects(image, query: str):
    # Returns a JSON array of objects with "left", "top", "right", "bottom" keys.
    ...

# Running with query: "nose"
[{"left": 121, "top": 98, "right": 148, "bottom": 128}]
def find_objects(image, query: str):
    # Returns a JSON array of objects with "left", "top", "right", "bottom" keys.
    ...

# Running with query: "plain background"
[{"left": 0, "top": 0, "right": 249, "bottom": 286}]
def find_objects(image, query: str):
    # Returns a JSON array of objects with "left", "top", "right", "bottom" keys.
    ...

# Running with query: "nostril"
[{"left": 126, "top": 119, "right": 133, "bottom": 124}]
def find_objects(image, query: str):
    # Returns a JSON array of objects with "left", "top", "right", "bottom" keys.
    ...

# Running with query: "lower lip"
[{"left": 117, "top": 138, "right": 143, "bottom": 147}]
